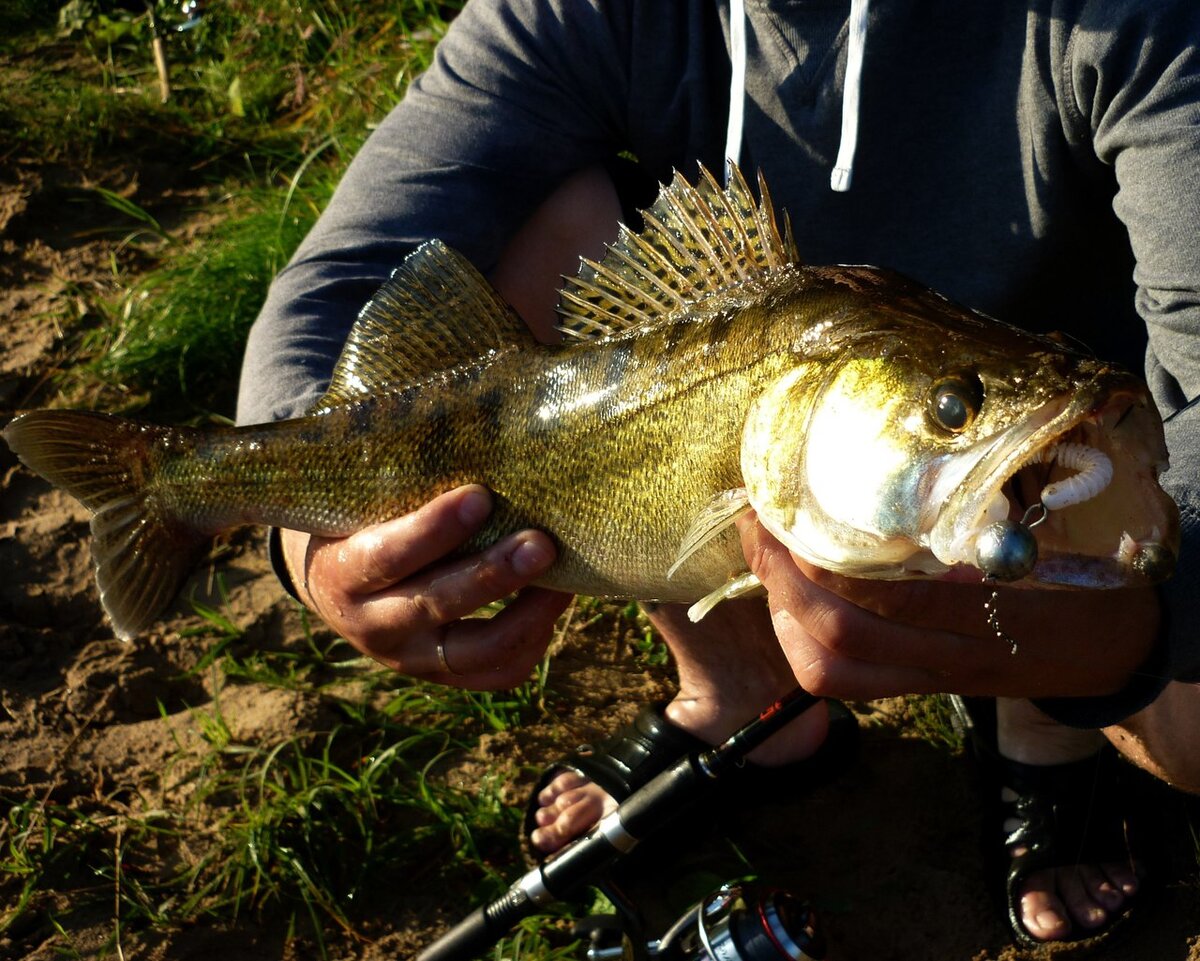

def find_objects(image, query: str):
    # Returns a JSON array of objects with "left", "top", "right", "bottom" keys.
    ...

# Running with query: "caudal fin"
[{"left": 3, "top": 410, "right": 208, "bottom": 640}]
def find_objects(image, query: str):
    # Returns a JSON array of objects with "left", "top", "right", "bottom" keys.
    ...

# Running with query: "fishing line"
[
  {"left": 983, "top": 504, "right": 1048, "bottom": 654},
  {"left": 983, "top": 590, "right": 1018, "bottom": 655}
]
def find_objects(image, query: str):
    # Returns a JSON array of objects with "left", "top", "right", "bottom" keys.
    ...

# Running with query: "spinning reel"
[{"left": 577, "top": 880, "right": 824, "bottom": 961}]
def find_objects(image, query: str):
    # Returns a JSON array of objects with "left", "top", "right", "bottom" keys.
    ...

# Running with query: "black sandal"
[
  {"left": 523, "top": 699, "right": 859, "bottom": 862},
  {"left": 523, "top": 699, "right": 858, "bottom": 937},
  {"left": 950, "top": 695, "right": 1145, "bottom": 950}
]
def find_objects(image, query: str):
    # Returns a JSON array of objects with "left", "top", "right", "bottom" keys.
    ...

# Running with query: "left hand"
[
  {"left": 739, "top": 518, "right": 1160, "bottom": 702},
  {"left": 282, "top": 485, "right": 570, "bottom": 689}
]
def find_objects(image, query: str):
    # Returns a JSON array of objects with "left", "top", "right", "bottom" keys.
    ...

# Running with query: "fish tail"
[{"left": 3, "top": 410, "right": 208, "bottom": 640}]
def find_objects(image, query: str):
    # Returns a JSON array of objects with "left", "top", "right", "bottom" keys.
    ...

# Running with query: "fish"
[{"left": 1, "top": 166, "right": 1180, "bottom": 640}]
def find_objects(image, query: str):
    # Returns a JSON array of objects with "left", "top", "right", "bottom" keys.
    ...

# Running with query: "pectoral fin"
[
  {"left": 687, "top": 571, "right": 764, "bottom": 622},
  {"left": 668, "top": 487, "right": 752, "bottom": 580}
]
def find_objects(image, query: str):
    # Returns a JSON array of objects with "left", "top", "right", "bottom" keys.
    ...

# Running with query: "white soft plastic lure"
[{"left": 1034, "top": 442, "right": 1114, "bottom": 510}]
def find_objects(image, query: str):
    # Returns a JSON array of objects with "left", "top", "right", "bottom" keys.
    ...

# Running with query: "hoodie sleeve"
[
  {"left": 236, "top": 0, "right": 633, "bottom": 425},
  {"left": 1034, "top": 0, "right": 1200, "bottom": 726}
]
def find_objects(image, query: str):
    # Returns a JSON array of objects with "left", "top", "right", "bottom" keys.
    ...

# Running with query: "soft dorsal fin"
[
  {"left": 314, "top": 240, "right": 533, "bottom": 411},
  {"left": 557, "top": 164, "right": 799, "bottom": 340}
]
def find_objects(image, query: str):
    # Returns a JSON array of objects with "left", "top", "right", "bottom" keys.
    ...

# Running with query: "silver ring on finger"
[{"left": 436, "top": 637, "right": 462, "bottom": 676}]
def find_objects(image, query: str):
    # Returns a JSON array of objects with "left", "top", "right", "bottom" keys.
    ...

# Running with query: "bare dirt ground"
[{"left": 2, "top": 159, "right": 1199, "bottom": 961}]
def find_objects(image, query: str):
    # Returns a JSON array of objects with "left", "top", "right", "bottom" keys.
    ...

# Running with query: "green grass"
[
  {"left": 9, "top": 6, "right": 1200, "bottom": 958},
  {"left": 74, "top": 173, "right": 335, "bottom": 419},
  {"left": 0, "top": 609, "right": 557, "bottom": 956},
  {"left": 0, "top": 558, "right": 597, "bottom": 956},
  {"left": 4, "top": 1, "right": 454, "bottom": 169},
  {"left": 900, "top": 694, "right": 965, "bottom": 753},
  {"left": 7, "top": 0, "right": 459, "bottom": 421}
]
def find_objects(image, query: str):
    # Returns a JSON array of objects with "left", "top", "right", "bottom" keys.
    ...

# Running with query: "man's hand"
[
  {"left": 740, "top": 518, "right": 1160, "bottom": 701},
  {"left": 280, "top": 485, "right": 571, "bottom": 688}
]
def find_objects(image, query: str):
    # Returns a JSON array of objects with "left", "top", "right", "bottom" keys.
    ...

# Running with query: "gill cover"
[{"left": 741, "top": 357, "right": 939, "bottom": 576}]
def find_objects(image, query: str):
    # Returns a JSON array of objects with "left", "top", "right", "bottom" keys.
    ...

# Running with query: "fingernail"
[
  {"left": 457, "top": 487, "right": 491, "bottom": 527},
  {"left": 511, "top": 537, "right": 552, "bottom": 577}
]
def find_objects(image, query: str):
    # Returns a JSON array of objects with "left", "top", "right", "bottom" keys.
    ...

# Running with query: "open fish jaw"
[{"left": 932, "top": 380, "right": 1178, "bottom": 587}]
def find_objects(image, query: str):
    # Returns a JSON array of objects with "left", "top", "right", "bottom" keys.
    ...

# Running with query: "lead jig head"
[{"left": 975, "top": 518, "right": 1039, "bottom": 581}]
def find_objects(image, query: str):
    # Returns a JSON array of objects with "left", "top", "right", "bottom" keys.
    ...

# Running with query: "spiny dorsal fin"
[
  {"left": 557, "top": 164, "right": 799, "bottom": 340},
  {"left": 315, "top": 240, "right": 534, "bottom": 410}
]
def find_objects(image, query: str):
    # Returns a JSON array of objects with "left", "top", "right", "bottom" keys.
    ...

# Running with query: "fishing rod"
[{"left": 417, "top": 686, "right": 822, "bottom": 961}]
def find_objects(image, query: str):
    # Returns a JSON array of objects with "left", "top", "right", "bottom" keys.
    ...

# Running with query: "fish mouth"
[{"left": 931, "top": 377, "right": 1179, "bottom": 587}]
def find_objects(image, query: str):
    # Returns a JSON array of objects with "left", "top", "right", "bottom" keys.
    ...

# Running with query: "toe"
[
  {"left": 1057, "top": 867, "right": 1109, "bottom": 931},
  {"left": 528, "top": 822, "right": 563, "bottom": 854},
  {"left": 557, "top": 795, "right": 607, "bottom": 838},
  {"left": 529, "top": 808, "right": 578, "bottom": 854},
  {"left": 1018, "top": 868, "right": 1072, "bottom": 941},
  {"left": 537, "top": 769, "right": 588, "bottom": 806},
  {"left": 534, "top": 786, "right": 590, "bottom": 825},
  {"left": 1082, "top": 863, "right": 1127, "bottom": 912},
  {"left": 529, "top": 781, "right": 617, "bottom": 855},
  {"left": 1102, "top": 858, "right": 1140, "bottom": 899}
]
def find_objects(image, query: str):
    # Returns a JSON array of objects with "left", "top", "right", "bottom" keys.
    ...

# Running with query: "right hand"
[
  {"left": 739, "top": 517, "right": 1159, "bottom": 702},
  {"left": 279, "top": 484, "right": 571, "bottom": 688}
]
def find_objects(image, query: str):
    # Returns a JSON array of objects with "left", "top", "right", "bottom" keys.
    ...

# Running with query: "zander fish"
[{"left": 2, "top": 167, "right": 1179, "bottom": 639}]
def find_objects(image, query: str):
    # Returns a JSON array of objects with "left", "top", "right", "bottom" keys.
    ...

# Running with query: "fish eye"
[{"left": 929, "top": 374, "right": 983, "bottom": 433}]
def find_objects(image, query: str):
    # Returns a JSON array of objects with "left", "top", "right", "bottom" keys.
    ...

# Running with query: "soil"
[{"left": 2, "top": 157, "right": 1199, "bottom": 961}]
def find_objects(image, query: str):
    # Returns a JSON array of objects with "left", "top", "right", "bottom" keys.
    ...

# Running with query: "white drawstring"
[
  {"left": 725, "top": 0, "right": 869, "bottom": 191},
  {"left": 830, "top": 0, "right": 870, "bottom": 192},
  {"left": 724, "top": 0, "right": 747, "bottom": 184}
]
